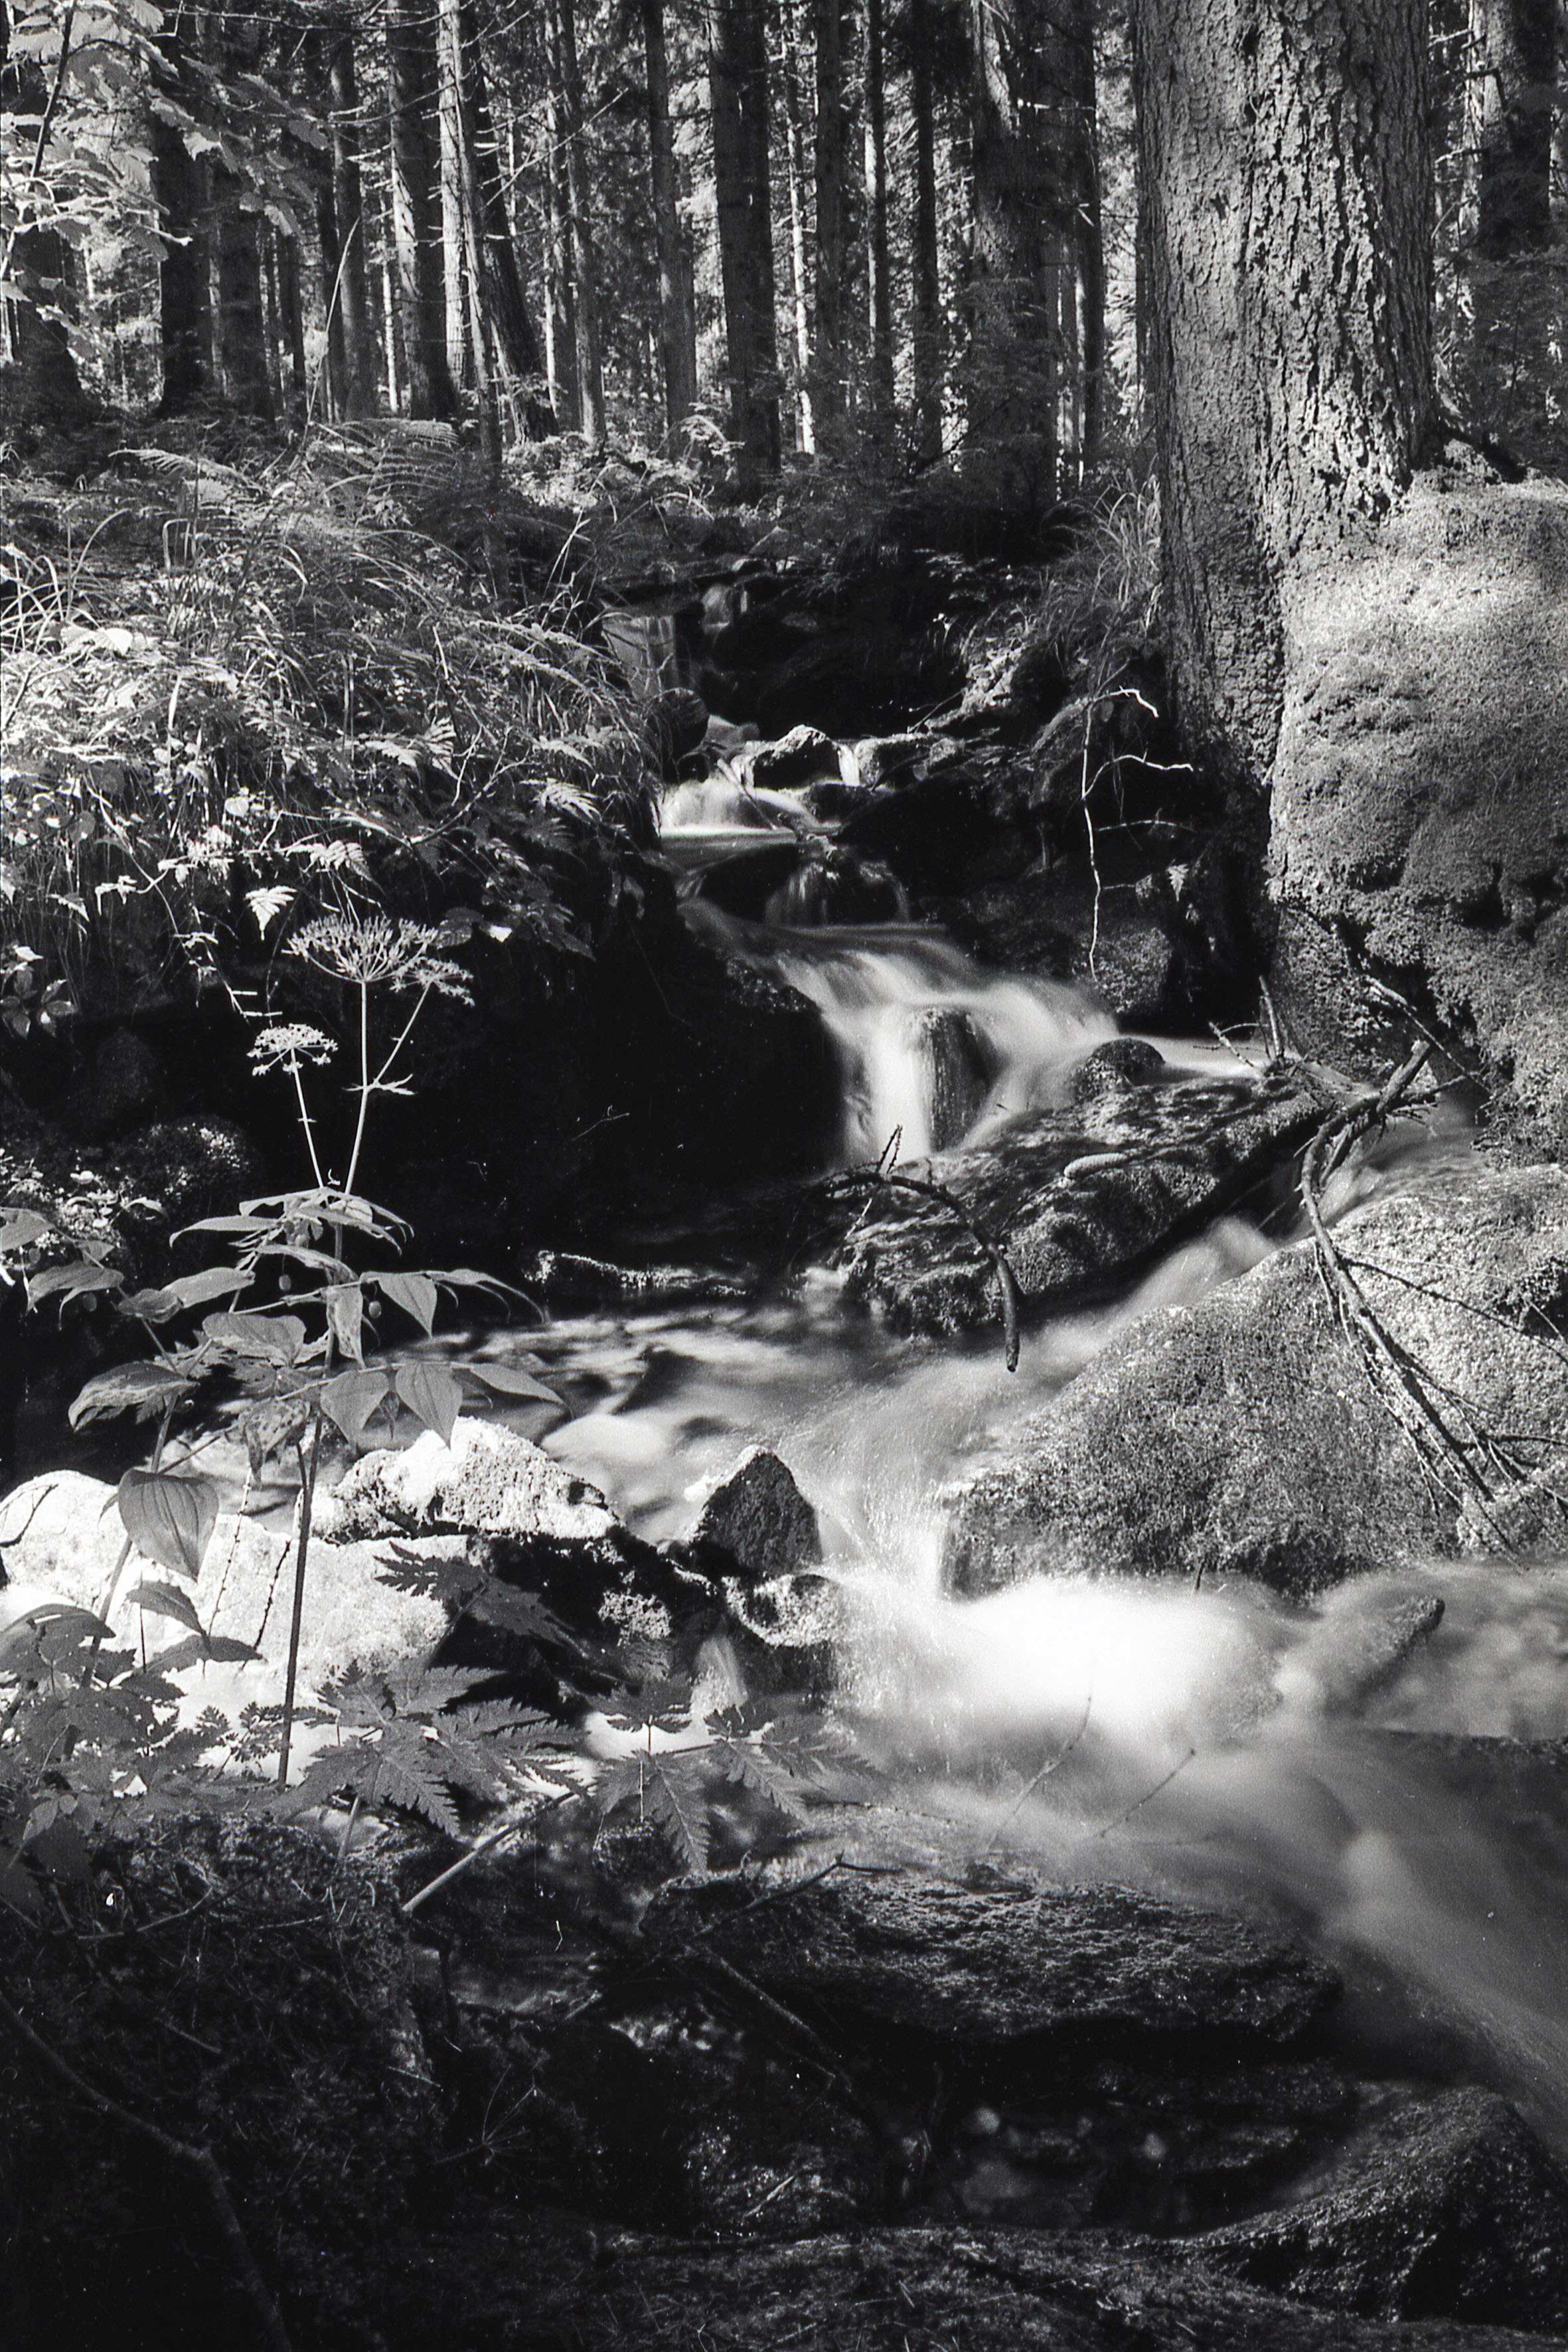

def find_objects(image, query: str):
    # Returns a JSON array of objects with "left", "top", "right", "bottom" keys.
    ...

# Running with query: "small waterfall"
[{"left": 690, "top": 907, "right": 1117, "bottom": 1162}]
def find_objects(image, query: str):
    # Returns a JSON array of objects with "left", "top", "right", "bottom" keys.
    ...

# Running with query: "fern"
[{"left": 271, "top": 1664, "right": 549, "bottom": 1834}]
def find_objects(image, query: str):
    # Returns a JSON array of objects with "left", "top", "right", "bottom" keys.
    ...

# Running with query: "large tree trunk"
[
  {"left": 461, "top": 6, "right": 554, "bottom": 432},
  {"left": 439, "top": 0, "right": 472, "bottom": 390},
  {"left": 709, "top": 0, "right": 781, "bottom": 487},
  {"left": 327, "top": 24, "right": 379, "bottom": 416},
  {"left": 813, "top": 0, "right": 848, "bottom": 432},
  {"left": 153, "top": 110, "right": 210, "bottom": 416},
  {"left": 908, "top": 0, "right": 943, "bottom": 462},
  {"left": 643, "top": 0, "right": 699, "bottom": 432},
  {"left": 212, "top": 177, "right": 274, "bottom": 416},
  {"left": 554, "top": 0, "right": 605, "bottom": 441},
  {"left": 542, "top": 0, "right": 578, "bottom": 423},
  {"left": 966, "top": 0, "right": 1064, "bottom": 482},
  {"left": 1134, "top": 0, "right": 1431, "bottom": 787},
  {"left": 387, "top": 0, "right": 459, "bottom": 419},
  {"left": 779, "top": 0, "right": 817, "bottom": 452},
  {"left": 863, "top": 0, "right": 894, "bottom": 446},
  {"left": 1466, "top": 0, "right": 1556, "bottom": 254},
  {"left": 1137, "top": 0, "right": 1568, "bottom": 1152},
  {"left": 0, "top": 40, "right": 92, "bottom": 427}
]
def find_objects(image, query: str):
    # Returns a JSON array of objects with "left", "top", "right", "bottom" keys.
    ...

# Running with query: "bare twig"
[{"left": 825, "top": 1155, "right": 1023, "bottom": 1372}]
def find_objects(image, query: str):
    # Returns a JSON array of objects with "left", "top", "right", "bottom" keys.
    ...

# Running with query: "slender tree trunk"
[
  {"left": 387, "top": 0, "right": 459, "bottom": 418},
  {"left": 542, "top": 0, "right": 578, "bottom": 423},
  {"left": 443, "top": 0, "right": 501, "bottom": 471},
  {"left": 555, "top": 0, "right": 605, "bottom": 440},
  {"left": 439, "top": 0, "right": 471, "bottom": 389},
  {"left": 909, "top": 0, "right": 943, "bottom": 462},
  {"left": 327, "top": 23, "right": 378, "bottom": 414},
  {"left": 277, "top": 228, "right": 308, "bottom": 417},
  {"left": 863, "top": 0, "right": 894, "bottom": 446},
  {"left": 1133, "top": 0, "right": 1432, "bottom": 787},
  {"left": 813, "top": 0, "right": 847, "bottom": 431},
  {"left": 780, "top": 5, "right": 817, "bottom": 451},
  {"left": 1068, "top": 0, "right": 1104, "bottom": 473},
  {"left": 710, "top": 0, "right": 781, "bottom": 485},
  {"left": 643, "top": 0, "right": 699, "bottom": 432},
  {"left": 967, "top": 0, "right": 1064, "bottom": 490}
]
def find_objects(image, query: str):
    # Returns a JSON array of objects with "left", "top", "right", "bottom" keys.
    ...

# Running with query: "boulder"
[
  {"left": 316, "top": 1419, "right": 618, "bottom": 1547},
  {"left": 1194, "top": 2086, "right": 1568, "bottom": 2332},
  {"left": 1268, "top": 472, "right": 1568, "bottom": 1156},
  {"left": 691, "top": 1448, "right": 822, "bottom": 1583},
  {"left": 740, "top": 723, "right": 843, "bottom": 790},
  {"left": 946, "top": 1160, "right": 1568, "bottom": 1599},
  {"left": 838, "top": 1073, "right": 1322, "bottom": 1338},
  {"left": 643, "top": 1869, "right": 1339, "bottom": 2057}
]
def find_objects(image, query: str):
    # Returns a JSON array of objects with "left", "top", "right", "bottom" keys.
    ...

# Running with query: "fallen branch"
[
  {"left": 0, "top": 1986, "right": 294, "bottom": 2352},
  {"left": 824, "top": 1139, "right": 1023, "bottom": 1372}
]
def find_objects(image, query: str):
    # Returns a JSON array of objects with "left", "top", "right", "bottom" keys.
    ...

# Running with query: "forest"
[{"left": 2, "top": 1, "right": 1568, "bottom": 2348}]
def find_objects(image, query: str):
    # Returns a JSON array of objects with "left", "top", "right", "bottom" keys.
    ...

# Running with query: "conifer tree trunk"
[
  {"left": 542, "top": 0, "right": 578, "bottom": 422},
  {"left": 153, "top": 110, "right": 210, "bottom": 415},
  {"left": 554, "top": 0, "right": 605, "bottom": 441},
  {"left": 967, "top": 0, "right": 1063, "bottom": 485},
  {"left": 643, "top": 0, "right": 699, "bottom": 431},
  {"left": 1466, "top": 0, "right": 1556, "bottom": 252},
  {"left": 326, "top": 23, "right": 378, "bottom": 414},
  {"left": 813, "top": 0, "right": 848, "bottom": 430},
  {"left": 213, "top": 178, "right": 274, "bottom": 416},
  {"left": 863, "top": 0, "right": 894, "bottom": 445},
  {"left": 780, "top": 1, "right": 818, "bottom": 451},
  {"left": 387, "top": 0, "right": 459, "bottom": 418},
  {"left": 909, "top": 0, "right": 943, "bottom": 461},
  {"left": 1133, "top": 0, "right": 1431, "bottom": 785},
  {"left": 439, "top": 2, "right": 471, "bottom": 388},
  {"left": 1067, "top": 0, "right": 1104, "bottom": 472},
  {"left": 709, "top": 0, "right": 781, "bottom": 485},
  {"left": 0, "top": 35, "right": 93, "bottom": 426},
  {"left": 461, "top": 6, "right": 554, "bottom": 431}
]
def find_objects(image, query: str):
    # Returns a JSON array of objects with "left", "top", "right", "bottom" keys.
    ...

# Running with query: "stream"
[{"left": 445, "top": 824, "right": 1568, "bottom": 2157}]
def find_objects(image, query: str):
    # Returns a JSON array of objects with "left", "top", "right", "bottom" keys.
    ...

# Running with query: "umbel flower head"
[
  {"left": 250, "top": 1022, "right": 337, "bottom": 1073},
  {"left": 289, "top": 913, "right": 471, "bottom": 1000}
]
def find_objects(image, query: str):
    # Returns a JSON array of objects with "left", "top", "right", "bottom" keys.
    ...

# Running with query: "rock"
[
  {"left": 1269, "top": 473, "right": 1568, "bottom": 1157},
  {"left": 643, "top": 686, "right": 709, "bottom": 779},
  {"left": 0, "top": 1467, "right": 450, "bottom": 1713},
  {"left": 740, "top": 724, "right": 842, "bottom": 790},
  {"left": 464, "top": 2220, "right": 1557, "bottom": 2352},
  {"left": 1072, "top": 1038, "right": 1168, "bottom": 1103},
  {"left": 946, "top": 1160, "right": 1568, "bottom": 1599},
  {"left": 761, "top": 846, "right": 909, "bottom": 926},
  {"left": 839, "top": 769, "right": 1034, "bottom": 899},
  {"left": 692, "top": 1448, "right": 822, "bottom": 1583},
  {"left": 1194, "top": 2086, "right": 1568, "bottom": 2332},
  {"left": 755, "top": 622, "right": 966, "bottom": 742},
  {"left": 316, "top": 1419, "right": 619, "bottom": 1547},
  {"left": 1275, "top": 1579, "right": 1447, "bottom": 1715},
  {"left": 643, "top": 1869, "right": 1339, "bottom": 2057},
  {"left": 838, "top": 1073, "right": 1322, "bottom": 1339}
]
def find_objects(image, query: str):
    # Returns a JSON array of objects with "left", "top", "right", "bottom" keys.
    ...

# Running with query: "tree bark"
[
  {"left": 710, "top": 0, "right": 781, "bottom": 486},
  {"left": 1465, "top": 0, "right": 1556, "bottom": 254},
  {"left": 327, "top": 23, "right": 378, "bottom": 416},
  {"left": 908, "top": 0, "right": 944, "bottom": 463},
  {"left": 542, "top": 0, "right": 578, "bottom": 422},
  {"left": 439, "top": 0, "right": 472, "bottom": 390},
  {"left": 153, "top": 108, "right": 210, "bottom": 416},
  {"left": 0, "top": 39, "right": 92, "bottom": 426},
  {"left": 780, "top": 0, "right": 818, "bottom": 451},
  {"left": 643, "top": 0, "right": 699, "bottom": 432},
  {"left": 554, "top": 0, "right": 605, "bottom": 441},
  {"left": 213, "top": 177, "right": 274, "bottom": 416},
  {"left": 387, "top": 0, "right": 459, "bottom": 418},
  {"left": 813, "top": 0, "right": 848, "bottom": 431},
  {"left": 864, "top": 0, "right": 894, "bottom": 445},
  {"left": 461, "top": 6, "right": 554, "bottom": 431},
  {"left": 1133, "top": 0, "right": 1432, "bottom": 787}
]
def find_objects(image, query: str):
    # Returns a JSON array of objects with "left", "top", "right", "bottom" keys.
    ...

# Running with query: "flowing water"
[{"left": 475, "top": 920, "right": 1568, "bottom": 2146}]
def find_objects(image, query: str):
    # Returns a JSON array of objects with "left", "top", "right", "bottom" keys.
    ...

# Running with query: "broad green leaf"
[
  {"left": 319, "top": 1368, "right": 394, "bottom": 1449},
  {"left": 156, "top": 1633, "right": 260, "bottom": 1670},
  {"left": 461, "top": 1362, "right": 566, "bottom": 1409},
  {"left": 118, "top": 1468, "right": 220, "bottom": 1582},
  {"left": 202, "top": 1309, "right": 306, "bottom": 1364},
  {"left": 124, "top": 1579, "right": 205, "bottom": 1636},
  {"left": 374, "top": 1271, "right": 437, "bottom": 1334},
  {"left": 69, "top": 1360, "right": 199, "bottom": 1428},
  {"left": 25, "top": 1259, "right": 121, "bottom": 1305},
  {"left": 395, "top": 1361, "right": 462, "bottom": 1447},
  {"left": 118, "top": 1266, "right": 247, "bottom": 1322},
  {"left": 0, "top": 1207, "right": 52, "bottom": 1253},
  {"left": 327, "top": 1283, "right": 364, "bottom": 1364}
]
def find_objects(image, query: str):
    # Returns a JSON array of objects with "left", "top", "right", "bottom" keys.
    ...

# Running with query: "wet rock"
[
  {"left": 58, "top": 1027, "right": 163, "bottom": 1140},
  {"left": 1194, "top": 2086, "right": 1568, "bottom": 2332},
  {"left": 762, "top": 846, "right": 909, "bottom": 926},
  {"left": 741, "top": 723, "right": 842, "bottom": 790},
  {"left": 946, "top": 1160, "right": 1568, "bottom": 1599},
  {"left": 755, "top": 623, "right": 965, "bottom": 742},
  {"left": 456, "top": 2220, "right": 1553, "bottom": 2352},
  {"left": 692, "top": 1448, "right": 822, "bottom": 1583},
  {"left": 1071, "top": 1038, "right": 1168, "bottom": 1103},
  {"left": 839, "top": 769, "right": 1034, "bottom": 899},
  {"left": 644, "top": 686, "right": 709, "bottom": 779},
  {"left": 1275, "top": 1579, "right": 1446, "bottom": 1715},
  {"left": 643, "top": 1869, "right": 1339, "bottom": 2058},
  {"left": 838, "top": 1073, "right": 1322, "bottom": 1339}
]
